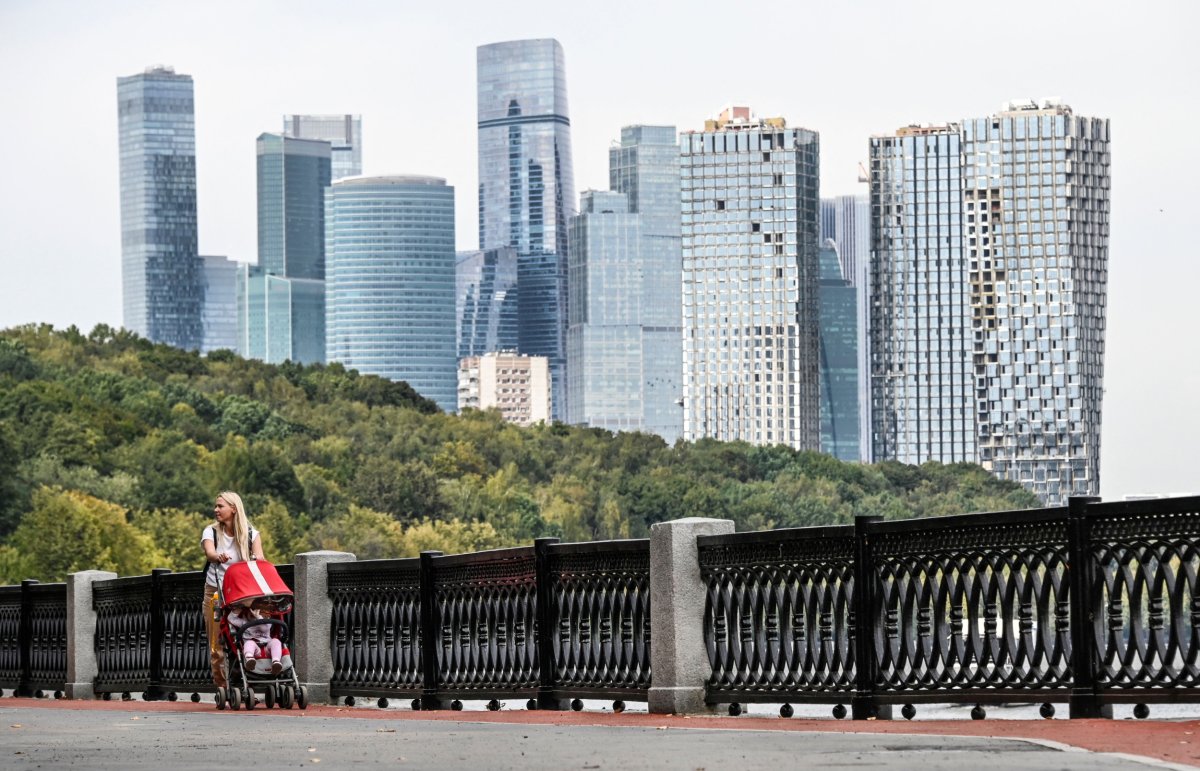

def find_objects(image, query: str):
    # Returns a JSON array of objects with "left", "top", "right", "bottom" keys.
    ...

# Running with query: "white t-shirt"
[{"left": 201, "top": 524, "right": 258, "bottom": 587}]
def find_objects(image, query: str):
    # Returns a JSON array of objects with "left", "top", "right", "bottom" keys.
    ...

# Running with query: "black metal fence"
[
  {"left": 1, "top": 496, "right": 1197, "bottom": 718},
  {"left": 698, "top": 495, "right": 1200, "bottom": 717},
  {"left": 327, "top": 538, "right": 651, "bottom": 708}
]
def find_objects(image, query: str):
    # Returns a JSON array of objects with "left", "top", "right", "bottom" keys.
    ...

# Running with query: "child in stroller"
[{"left": 214, "top": 559, "right": 308, "bottom": 710}]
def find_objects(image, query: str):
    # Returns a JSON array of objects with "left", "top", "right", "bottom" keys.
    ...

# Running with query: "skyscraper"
[
  {"left": 200, "top": 255, "right": 239, "bottom": 353},
  {"left": 869, "top": 100, "right": 1110, "bottom": 503},
  {"left": 477, "top": 39, "right": 576, "bottom": 420},
  {"left": 817, "top": 241, "right": 860, "bottom": 461},
  {"left": 116, "top": 66, "right": 203, "bottom": 349},
  {"left": 456, "top": 247, "right": 519, "bottom": 359},
  {"left": 566, "top": 125, "right": 682, "bottom": 442},
  {"left": 680, "top": 107, "right": 821, "bottom": 449},
  {"left": 325, "top": 176, "right": 458, "bottom": 412},
  {"left": 239, "top": 134, "right": 331, "bottom": 365},
  {"left": 283, "top": 114, "right": 362, "bottom": 180}
]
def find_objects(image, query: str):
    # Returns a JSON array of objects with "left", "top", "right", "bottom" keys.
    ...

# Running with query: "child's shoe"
[{"left": 271, "top": 660, "right": 283, "bottom": 675}]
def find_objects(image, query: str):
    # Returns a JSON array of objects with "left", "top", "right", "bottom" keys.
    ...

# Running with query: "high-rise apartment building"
[
  {"left": 456, "top": 247, "right": 519, "bottom": 359},
  {"left": 477, "top": 39, "right": 576, "bottom": 420},
  {"left": 200, "top": 255, "right": 239, "bottom": 353},
  {"left": 116, "top": 66, "right": 203, "bottom": 349},
  {"left": 458, "top": 352, "right": 551, "bottom": 426},
  {"left": 239, "top": 134, "right": 331, "bottom": 365},
  {"left": 283, "top": 114, "right": 362, "bottom": 180},
  {"left": 817, "top": 241, "right": 860, "bottom": 461},
  {"left": 325, "top": 176, "right": 458, "bottom": 412},
  {"left": 869, "top": 100, "right": 1110, "bottom": 503},
  {"left": 680, "top": 107, "right": 821, "bottom": 449},
  {"left": 566, "top": 125, "right": 682, "bottom": 442}
]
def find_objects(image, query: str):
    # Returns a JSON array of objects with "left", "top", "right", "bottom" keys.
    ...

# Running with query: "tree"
[
  {"left": 7, "top": 487, "right": 164, "bottom": 581},
  {"left": 309, "top": 505, "right": 405, "bottom": 559},
  {"left": 350, "top": 457, "right": 445, "bottom": 522},
  {"left": 128, "top": 507, "right": 210, "bottom": 572}
]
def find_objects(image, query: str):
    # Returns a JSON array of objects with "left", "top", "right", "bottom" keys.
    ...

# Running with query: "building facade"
[
  {"left": 458, "top": 352, "right": 551, "bottom": 426},
  {"left": 869, "top": 101, "right": 1110, "bottom": 503},
  {"left": 283, "top": 114, "right": 362, "bottom": 180},
  {"left": 477, "top": 38, "right": 576, "bottom": 420},
  {"left": 817, "top": 241, "right": 860, "bottom": 461},
  {"left": 565, "top": 125, "right": 682, "bottom": 442},
  {"left": 239, "top": 134, "right": 331, "bottom": 365},
  {"left": 680, "top": 107, "right": 821, "bottom": 449},
  {"left": 116, "top": 66, "right": 203, "bottom": 349},
  {"left": 325, "top": 176, "right": 458, "bottom": 412},
  {"left": 456, "top": 247, "right": 519, "bottom": 359},
  {"left": 200, "top": 255, "right": 239, "bottom": 353}
]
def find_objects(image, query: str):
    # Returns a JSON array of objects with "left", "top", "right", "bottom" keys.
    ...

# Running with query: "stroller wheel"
[
  {"left": 215, "top": 687, "right": 227, "bottom": 710},
  {"left": 244, "top": 687, "right": 256, "bottom": 711},
  {"left": 230, "top": 687, "right": 242, "bottom": 711},
  {"left": 296, "top": 686, "right": 308, "bottom": 710},
  {"left": 280, "top": 686, "right": 294, "bottom": 710},
  {"left": 264, "top": 685, "right": 276, "bottom": 709}
]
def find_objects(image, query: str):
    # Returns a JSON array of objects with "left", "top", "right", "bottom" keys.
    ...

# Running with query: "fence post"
[
  {"left": 294, "top": 550, "right": 355, "bottom": 706},
  {"left": 1068, "top": 495, "right": 1110, "bottom": 719},
  {"left": 65, "top": 570, "right": 117, "bottom": 700},
  {"left": 418, "top": 550, "right": 444, "bottom": 710},
  {"left": 15, "top": 579, "right": 37, "bottom": 697},
  {"left": 534, "top": 537, "right": 566, "bottom": 709},
  {"left": 647, "top": 517, "right": 734, "bottom": 714},
  {"left": 852, "top": 515, "right": 891, "bottom": 720},
  {"left": 145, "top": 568, "right": 171, "bottom": 700}
]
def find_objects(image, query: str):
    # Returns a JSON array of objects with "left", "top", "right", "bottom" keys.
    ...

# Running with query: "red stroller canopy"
[{"left": 221, "top": 560, "right": 293, "bottom": 609}]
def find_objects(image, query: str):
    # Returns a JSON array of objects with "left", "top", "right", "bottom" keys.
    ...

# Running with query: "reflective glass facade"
[
  {"left": 456, "top": 247, "right": 519, "bottom": 359},
  {"left": 680, "top": 110, "right": 821, "bottom": 449},
  {"left": 200, "top": 255, "right": 239, "bottom": 353},
  {"left": 818, "top": 243, "right": 860, "bottom": 461},
  {"left": 325, "top": 176, "right": 457, "bottom": 412},
  {"left": 283, "top": 114, "right": 362, "bottom": 181},
  {"left": 117, "top": 67, "right": 203, "bottom": 349},
  {"left": 869, "top": 103, "right": 1110, "bottom": 503},
  {"left": 566, "top": 126, "right": 682, "bottom": 442},
  {"left": 477, "top": 39, "right": 575, "bottom": 420},
  {"left": 869, "top": 127, "right": 974, "bottom": 466}
]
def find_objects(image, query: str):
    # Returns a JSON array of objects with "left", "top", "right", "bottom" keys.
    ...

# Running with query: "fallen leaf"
[
  {"left": 376, "top": 728, "right": 395, "bottom": 733},
  {"left": 308, "top": 747, "right": 317, "bottom": 752},
  {"left": 131, "top": 717, "right": 140, "bottom": 721},
  {"left": 10, "top": 725, "right": 21, "bottom": 729},
  {"left": 656, "top": 726, "right": 668, "bottom": 730},
  {"left": 311, "top": 760, "right": 321, "bottom": 764}
]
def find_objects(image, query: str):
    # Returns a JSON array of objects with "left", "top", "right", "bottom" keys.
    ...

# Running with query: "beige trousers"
[{"left": 203, "top": 585, "right": 226, "bottom": 689}]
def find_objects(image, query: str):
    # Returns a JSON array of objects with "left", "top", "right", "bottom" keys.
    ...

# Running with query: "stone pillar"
[
  {"left": 65, "top": 570, "right": 117, "bottom": 700},
  {"left": 294, "top": 550, "right": 354, "bottom": 705},
  {"left": 647, "top": 517, "right": 734, "bottom": 714}
]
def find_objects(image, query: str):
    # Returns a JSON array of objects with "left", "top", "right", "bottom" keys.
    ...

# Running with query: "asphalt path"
[{"left": 0, "top": 703, "right": 1190, "bottom": 770}]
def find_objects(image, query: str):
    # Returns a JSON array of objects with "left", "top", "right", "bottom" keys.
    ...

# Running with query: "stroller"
[{"left": 214, "top": 560, "right": 307, "bottom": 710}]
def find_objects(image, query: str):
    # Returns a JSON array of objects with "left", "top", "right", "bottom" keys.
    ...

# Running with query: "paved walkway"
[{"left": 1, "top": 697, "right": 1197, "bottom": 769}]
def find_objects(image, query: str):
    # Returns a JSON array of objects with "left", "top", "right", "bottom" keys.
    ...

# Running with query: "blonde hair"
[{"left": 217, "top": 491, "right": 251, "bottom": 561}]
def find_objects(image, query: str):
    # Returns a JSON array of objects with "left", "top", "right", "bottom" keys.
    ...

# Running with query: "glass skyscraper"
[
  {"left": 200, "top": 255, "right": 239, "bottom": 353},
  {"left": 477, "top": 39, "right": 576, "bottom": 420},
  {"left": 283, "top": 114, "right": 362, "bottom": 181},
  {"left": 239, "top": 134, "right": 331, "bottom": 365},
  {"left": 116, "top": 66, "right": 203, "bottom": 349},
  {"left": 325, "top": 176, "right": 458, "bottom": 412},
  {"left": 817, "top": 241, "right": 860, "bottom": 461},
  {"left": 456, "top": 247, "right": 519, "bottom": 359},
  {"left": 566, "top": 125, "right": 682, "bottom": 442},
  {"left": 680, "top": 107, "right": 821, "bottom": 449},
  {"left": 869, "top": 101, "right": 1110, "bottom": 503}
]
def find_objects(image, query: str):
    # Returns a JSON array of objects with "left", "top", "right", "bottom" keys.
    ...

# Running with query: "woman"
[{"left": 201, "top": 491, "right": 264, "bottom": 690}]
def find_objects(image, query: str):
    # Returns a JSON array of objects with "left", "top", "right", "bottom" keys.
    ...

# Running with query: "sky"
[{"left": 0, "top": 0, "right": 1195, "bottom": 501}]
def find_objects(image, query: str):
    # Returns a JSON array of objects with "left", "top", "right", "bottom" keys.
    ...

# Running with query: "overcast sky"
[{"left": 0, "top": 0, "right": 1195, "bottom": 501}]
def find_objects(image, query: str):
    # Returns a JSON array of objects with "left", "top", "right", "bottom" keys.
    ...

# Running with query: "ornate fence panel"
[
  {"left": 699, "top": 526, "right": 857, "bottom": 703},
  {"left": 27, "top": 582, "right": 67, "bottom": 694},
  {"left": 328, "top": 558, "right": 422, "bottom": 698},
  {"left": 94, "top": 575, "right": 153, "bottom": 694},
  {"left": 868, "top": 508, "right": 1071, "bottom": 704},
  {"left": 1088, "top": 496, "right": 1200, "bottom": 703},
  {"left": 0, "top": 585, "right": 22, "bottom": 690},
  {"left": 158, "top": 571, "right": 209, "bottom": 693},
  {"left": 432, "top": 547, "right": 539, "bottom": 699},
  {"left": 545, "top": 539, "right": 651, "bottom": 700}
]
